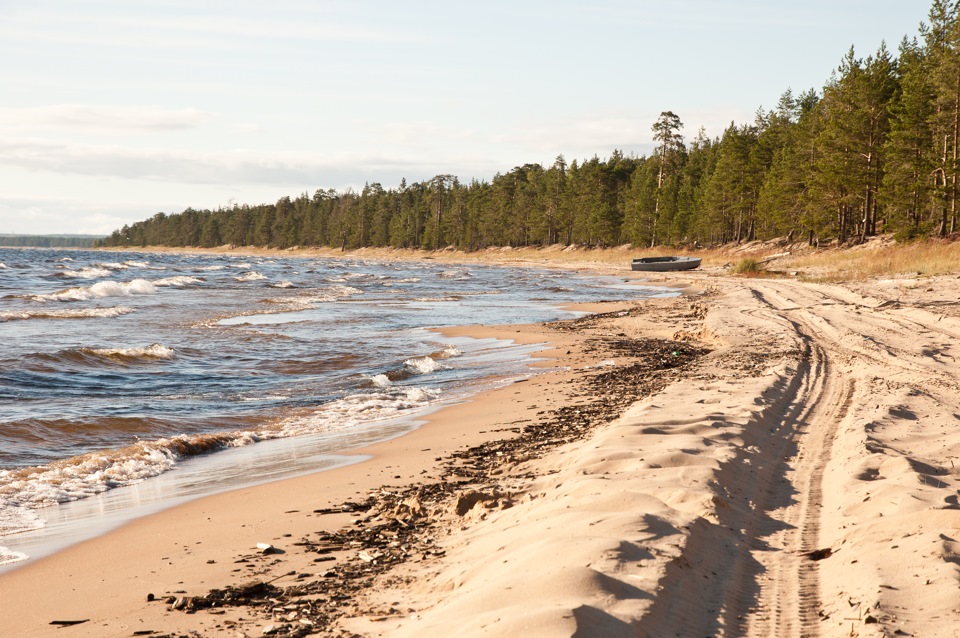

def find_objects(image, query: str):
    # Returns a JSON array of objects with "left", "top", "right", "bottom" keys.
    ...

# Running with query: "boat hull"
[{"left": 631, "top": 256, "right": 701, "bottom": 272}]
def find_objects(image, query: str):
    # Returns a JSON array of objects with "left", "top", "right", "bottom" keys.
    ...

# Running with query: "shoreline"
[
  {"left": 0, "top": 298, "right": 668, "bottom": 637},
  {"left": 5, "top": 252, "right": 960, "bottom": 636},
  {"left": 0, "top": 248, "right": 666, "bottom": 572},
  {"left": 0, "top": 266, "right": 665, "bottom": 574}
]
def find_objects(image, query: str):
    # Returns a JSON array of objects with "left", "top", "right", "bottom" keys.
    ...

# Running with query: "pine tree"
[{"left": 650, "top": 111, "right": 685, "bottom": 246}]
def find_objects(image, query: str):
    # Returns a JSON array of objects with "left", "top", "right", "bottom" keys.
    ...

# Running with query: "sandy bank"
[{"left": 341, "top": 273, "right": 960, "bottom": 638}]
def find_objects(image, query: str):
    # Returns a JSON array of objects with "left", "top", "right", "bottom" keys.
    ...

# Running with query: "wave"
[
  {"left": 0, "top": 263, "right": 6, "bottom": 269},
  {"left": 0, "top": 383, "right": 442, "bottom": 539},
  {"left": 403, "top": 356, "right": 440, "bottom": 374},
  {"left": 0, "top": 503, "right": 43, "bottom": 537},
  {"left": 35, "top": 279, "right": 157, "bottom": 302},
  {"left": 382, "top": 346, "right": 461, "bottom": 381},
  {"left": 0, "top": 306, "right": 135, "bottom": 322},
  {"left": 235, "top": 271, "right": 266, "bottom": 282},
  {"left": 270, "top": 285, "right": 363, "bottom": 307},
  {"left": 19, "top": 343, "right": 175, "bottom": 371},
  {"left": 366, "top": 373, "right": 391, "bottom": 388},
  {"left": 439, "top": 268, "right": 472, "bottom": 279},
  {"left": 261, "top": 353, "right": 360, "bottom": 375},
  {"left": 433, "top": 345, "right": 463, "bottom": 359},
  {"left": 0, "top": 432, "right": 238, "bottom": 511},
  {"left": 270, "top": 281, "right": 296, "bottom": 288},
  {"left": 213, "top": 285, "right": 364, "bottom": 324},
  {"left": 153, "top": 276, "right": 203, "bottom": 287},
  {"left": 272, "top": 385, "right": 440, "bottom": 438},
  {"left": 0, "top": 502, "right": 41, "bottom": 565},
  {"left": 55, "top": 267, "right": 112, "bottom": 279},
  {"left": 84, "top": 344, "right": 175, "bottom": 361}
]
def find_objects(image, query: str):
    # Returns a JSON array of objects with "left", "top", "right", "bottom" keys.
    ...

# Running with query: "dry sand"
[{"left": 2, "top": 258, "right": 960, "bottom": 637}]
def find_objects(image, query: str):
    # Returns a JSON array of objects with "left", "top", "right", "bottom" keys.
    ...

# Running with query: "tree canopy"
[{"left": 101, "top": 1, "right": 960, "bottom": 250}]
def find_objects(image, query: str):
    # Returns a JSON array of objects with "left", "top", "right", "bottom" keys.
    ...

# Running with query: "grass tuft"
[{"left": 730, "top": 258, "right": 764, "bottom": 275}]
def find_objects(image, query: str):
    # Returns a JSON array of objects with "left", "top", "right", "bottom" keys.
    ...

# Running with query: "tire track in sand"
[
  {"left": 638, "top": 284, "right": 849, "bottom": 637},
  {"left": 743, "top": 284, "right": 855, "bottom": 638}
]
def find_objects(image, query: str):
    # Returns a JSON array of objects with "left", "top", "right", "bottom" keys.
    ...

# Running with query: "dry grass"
[
  {"left": 729, "top": 257, "right": 767, "bottom": 276},
  {"left": 782, "top": 239, "right": 960, "bottom": 282}
]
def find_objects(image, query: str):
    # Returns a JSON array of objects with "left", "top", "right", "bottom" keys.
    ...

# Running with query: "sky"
[{"left": 0, "top": 0, "right": 930, "bottom": 236}]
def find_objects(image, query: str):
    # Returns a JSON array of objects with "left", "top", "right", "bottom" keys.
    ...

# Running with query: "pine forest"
[{"left": 101, "top": 1, "right": 960, "bottom": 251}]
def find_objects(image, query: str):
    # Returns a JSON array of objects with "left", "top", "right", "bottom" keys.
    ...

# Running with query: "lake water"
[{"left": 0, "top": 248, "right": 668, "bottom": 569}]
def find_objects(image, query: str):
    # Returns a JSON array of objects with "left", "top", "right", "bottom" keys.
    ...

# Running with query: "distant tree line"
[
  {"left": 102, "top": 1, "right": 960, "bottom": 250},
  {"left": 1, "top": 235, "right": 103, "bottom": 248}
]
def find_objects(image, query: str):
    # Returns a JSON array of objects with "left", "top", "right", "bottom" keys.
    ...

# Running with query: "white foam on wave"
[
  {"left": 0, "top": 432, "right": 238, "bottom": 516},
  {"left": 0, "top": 379, "right": 443, "bottom": 545},
  {"left": 367, "top": 374, "right": 391, "bottom": 388},
  {"left": 0, "top": 263, "right": 7, "bottom": 269},
  {"left": 0, "top": 546, "right": 29, "bottom": 567},
  {"left": 0, "top": 306, "right": 136, "bottom": 322},
  {"left": 0, "top": 504, "right": 35, "bottom": 563},
  {"left": 123, "top": 260, "right": 151, "bottom": 268},
  {"left": 235, "top": 271, "right": 266, "bottom": 282},
  {"left": 154, "top": 276, "right": 203, "bottom": 287},
  {"left": 36, "top": 279, "right": 157, "bottom": 302},
  {"left": 270, "top": 281, "right": 296, "bottom": 289},
  {"left": 59, "top": 266, "right": 112, "bottom": 279},
  {"left": 97, "top": 262, "right": 128, "bottom": 270},
  {"left": 275, "top": 386, "right": 440, "bottom": 437},
  {"left": 1, "top": 444, "right": 178, "bottom": 510},
  {"left": 198, "top": 265, "right": 226, "bottom": 271},
  {"left": 0, "top": 501, "right": 44, "bottom": 536},
  {"left": 86, "top": 343, "right": 175, "bottom": 360},
  {"left": 404, "top": 356, "right": 440, "bottom": 374},
  {"left": 293, "top": 285, "right": 363, "bottom": 303},
  {"left": 1, "top": 385, "right": 439, "bottom": 510},
  {"left": 439, "top": 345, "right": 463, "bottom": 358},
  {"left": 253, "top": 285, "right": 364, "bottom": 313}
]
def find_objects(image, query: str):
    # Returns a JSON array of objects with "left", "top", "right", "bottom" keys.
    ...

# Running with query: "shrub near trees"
[{"left": 102, "top": 1, "right": 960, "bottom": 251}]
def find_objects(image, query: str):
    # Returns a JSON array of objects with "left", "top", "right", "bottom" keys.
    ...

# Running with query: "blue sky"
[{"left": 0, "top": 0, "right": 929, "bottom": 235}]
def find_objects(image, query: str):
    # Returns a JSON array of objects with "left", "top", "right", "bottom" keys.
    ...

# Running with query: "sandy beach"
[{"left": 3, "top": 254, "right": 960, "bottom": 637}]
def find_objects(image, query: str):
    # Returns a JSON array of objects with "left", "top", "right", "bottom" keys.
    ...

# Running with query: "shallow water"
[{"left": 0, "top": 248, "right": 669, "bottom": 569}]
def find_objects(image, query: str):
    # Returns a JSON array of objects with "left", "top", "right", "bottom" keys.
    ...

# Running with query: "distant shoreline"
[{"left": 0, "top": 235, "right": 104, "bottom": 248}]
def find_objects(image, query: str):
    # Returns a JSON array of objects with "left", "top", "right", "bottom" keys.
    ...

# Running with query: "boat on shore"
[{"left": 631, "top": 256, "right": 702, "bottom": 272}]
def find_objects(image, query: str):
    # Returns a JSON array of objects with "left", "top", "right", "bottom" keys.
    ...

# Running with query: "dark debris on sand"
[{"left": 164, "top": 305, "right": 709, "bottom": 637}]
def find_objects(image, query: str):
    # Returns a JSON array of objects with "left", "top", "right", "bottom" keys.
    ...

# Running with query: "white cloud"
[
  {"left": 481, "top": 106, "right": 756, "bottom": 161},
  {"left": 0, "top": 136, "right": 485, "bottom": 187},
  {"left": 0, "top": 105, "right": 216, "bottom": 132},
  {"left": 0, "top": 195, "right": 127, "bottom": 235}
]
